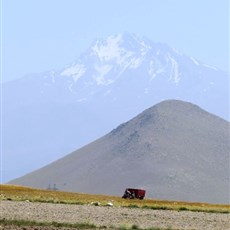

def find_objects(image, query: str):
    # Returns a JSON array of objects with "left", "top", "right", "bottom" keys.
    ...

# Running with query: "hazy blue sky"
[{"left": 2, "top": 0, "right": 229, "bottom": 82}]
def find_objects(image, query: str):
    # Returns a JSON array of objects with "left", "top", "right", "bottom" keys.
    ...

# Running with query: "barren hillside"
[{"left": 10, "top": 100, "right": 230, "bottom": 204}]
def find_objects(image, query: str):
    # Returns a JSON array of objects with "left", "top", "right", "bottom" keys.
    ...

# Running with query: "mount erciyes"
[
  {"left": 10, "top": 100, "right": 230, "bottom": 204},
  {"left": 3, "top": 33, "right": 229, "bottom": 182}
]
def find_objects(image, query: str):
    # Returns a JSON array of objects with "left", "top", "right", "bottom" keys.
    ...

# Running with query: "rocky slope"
[{"left": 10, "top": 100, "right": 230, "bottom": 204}]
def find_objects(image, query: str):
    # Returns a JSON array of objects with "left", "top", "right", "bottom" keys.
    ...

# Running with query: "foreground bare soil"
[
  {"left": 0, "top": 226, "right": 73, "bottom": 230},
  {"left": 1, "top": 201, "right": 230, "bottom": 230}
]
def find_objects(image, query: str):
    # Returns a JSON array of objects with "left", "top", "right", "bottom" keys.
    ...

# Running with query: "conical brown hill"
[{"left": 10, "top": 100, "right": 230, "bottom": 204}]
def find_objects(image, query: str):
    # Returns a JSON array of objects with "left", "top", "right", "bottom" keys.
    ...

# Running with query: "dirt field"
[
  {"left": 1, "top": 200, "right": 230, "bottom": 230},
  {"left": 0, "top": 226, "right": 74, "bottom": 230}
]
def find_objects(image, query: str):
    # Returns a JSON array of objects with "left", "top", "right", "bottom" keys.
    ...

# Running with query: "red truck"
[{"left": 122, "top": 188, "right": 146, "bottom": 200}]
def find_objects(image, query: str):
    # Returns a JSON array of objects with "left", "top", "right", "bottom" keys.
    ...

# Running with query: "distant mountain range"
[
  {"left": 2, "top": 33, "right": 229, "bottom": 182},
  {"left": 9, "top": 100, "right": 230, "bottom": 204}
]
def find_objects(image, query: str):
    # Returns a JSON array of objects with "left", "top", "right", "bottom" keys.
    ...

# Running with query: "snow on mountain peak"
[
  {"left": 93, "top": 64, "right": 114, "bottom": 85},
  {"left": 190, "top": 57, "right": 200, "bottom": 66},
  {"left": 91, "top": 34, "right": 133, "bottom": 64},
  {"left": 167, "top": 54, "right": 180, "bottom": 84},
  {"left": 58, "top": 33, "right": 223, "bottom": 89},
  {"left": 90, "top": 33, "right": 153, "bottom": 66},
  {"left": 61, "top": 63, "right": 86, "bottom": 82}
]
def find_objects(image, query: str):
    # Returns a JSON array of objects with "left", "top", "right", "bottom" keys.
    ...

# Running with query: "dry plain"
[{"left": 0, "top": 185, "right": 230, "bottom": 230}]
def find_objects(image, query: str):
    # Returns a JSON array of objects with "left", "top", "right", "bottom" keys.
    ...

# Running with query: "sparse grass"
[
  {"left": 1, "top": 184, "right": 229, "bottom": 214},
  {"left": 127, "top": 204, "right": 139, "bottom": 208},
  {"left": 0, "top": 218, "right": 98, "bottom": 229},
  {"left": 0, "top": 218, "right": 174, "bottom": 230},
  {"left": 117, "top": 223, "right": 172, "bottom": 230},
  {"left": 142, "top": 205, "right": 170, "bottom": 211}
]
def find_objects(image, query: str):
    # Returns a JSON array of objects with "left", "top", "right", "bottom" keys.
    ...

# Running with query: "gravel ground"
[{"left": 0, "top": 201, "right": 230, "bottom": 230}]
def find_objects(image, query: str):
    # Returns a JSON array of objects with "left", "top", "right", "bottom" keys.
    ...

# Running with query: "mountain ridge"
[{"left": 2, "top": 33, "right": 229, "bottom": 182}]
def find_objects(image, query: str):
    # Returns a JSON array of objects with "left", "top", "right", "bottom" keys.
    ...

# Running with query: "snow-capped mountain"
[{"left": 2, "top": 33, "right": 229, "bottom": 182}]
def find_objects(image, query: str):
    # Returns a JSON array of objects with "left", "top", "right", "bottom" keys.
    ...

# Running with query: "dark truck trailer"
[{"left": 122, "top": 188, "right": 146, "bottom": 199}]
